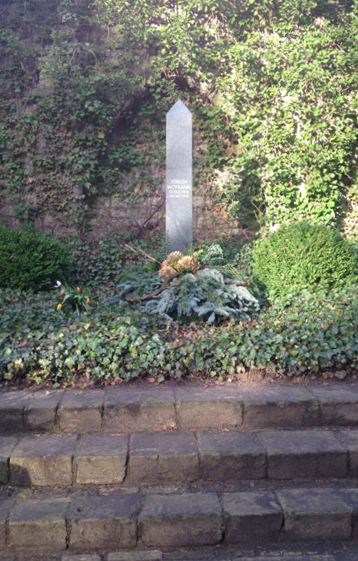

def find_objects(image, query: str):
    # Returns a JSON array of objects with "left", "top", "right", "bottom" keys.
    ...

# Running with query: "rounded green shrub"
[
  {"left": 252, "top": 222, "right": 358, "bottom": 298},
  {"left": 0, "top": 226, "right": 74, "bottom": 291}
]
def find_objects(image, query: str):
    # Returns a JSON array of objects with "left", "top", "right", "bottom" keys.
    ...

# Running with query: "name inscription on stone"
[{"left": 167, "top": 180, "right": 191, "bottom": 199}]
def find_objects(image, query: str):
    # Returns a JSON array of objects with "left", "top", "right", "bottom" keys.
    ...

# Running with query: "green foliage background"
[{"left": 0, "top": 0, "right": 357, "bottom": 236}]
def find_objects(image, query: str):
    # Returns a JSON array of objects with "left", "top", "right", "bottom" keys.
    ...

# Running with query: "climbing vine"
[
  {"left": 0, "top": 0, "right": 356, "bottom": 236},
  {"left": 216, "top": 17, "right": 358, "bottom": 229}
]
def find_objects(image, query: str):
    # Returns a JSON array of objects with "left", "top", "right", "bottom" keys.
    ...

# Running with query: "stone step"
[
  {"left": 163, "top": 545, "right": 358, "bottom": 561},
  {"left": 2, "top": 543, "right": 358, "bottom": 561},
  {"left": 1, "top": 383, "right": 358, "bottom": 435},
  {"left": 1, "top": 428, "right": 358, "bottom": 488},
  {"left": 1, "top": 486, "right": 358, "bottom": 555}
]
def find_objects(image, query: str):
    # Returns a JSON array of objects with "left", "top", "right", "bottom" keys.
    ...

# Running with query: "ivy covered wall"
[{"left": 0, "top": 0, "right": 357, "bottom": 240}]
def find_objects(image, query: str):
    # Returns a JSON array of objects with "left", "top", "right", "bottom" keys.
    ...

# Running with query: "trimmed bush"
[
  {"left": 0, "top": 226, "right": 74, "bottom": 291},
  {"left": 252, "top": 222, "right": 357, "bottom": 298}
]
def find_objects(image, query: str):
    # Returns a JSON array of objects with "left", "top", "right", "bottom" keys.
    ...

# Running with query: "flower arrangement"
[
  {"left": 159, "top": 251, "right": 199, "bottom": 282},
  {"left": 55, "top": 281, "right": 91, "bottom": 314}
]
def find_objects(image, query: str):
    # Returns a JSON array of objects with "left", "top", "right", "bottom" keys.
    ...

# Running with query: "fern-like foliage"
[{"left": 145, "top": 268, "right": 259, "bottom": 323}]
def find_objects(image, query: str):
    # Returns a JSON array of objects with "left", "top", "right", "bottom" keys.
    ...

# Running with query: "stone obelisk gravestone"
[{"left": 166, "top": 100, "right": 193, "bottom": 252}]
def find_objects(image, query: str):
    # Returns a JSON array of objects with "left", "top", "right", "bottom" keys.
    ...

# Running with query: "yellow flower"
[{"left": 56, "top": 303, "right": 63, "bottom": 311}]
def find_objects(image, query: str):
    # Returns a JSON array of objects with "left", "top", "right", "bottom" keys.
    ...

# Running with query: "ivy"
[
  {"left": 216, "top": 18, "right": 357, "bottom": 228},
  {"left": 0, "top": 1, "right": 356, "bottom": 234},
  {"left": 1, "top": 285, "right": 357, "bottom": 383}
]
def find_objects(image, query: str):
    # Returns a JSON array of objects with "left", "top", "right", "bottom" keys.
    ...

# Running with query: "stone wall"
[
  {"left": 0, "top": 187, "right": 240, "bottom": 242},
  {"left": 2, "top": 183, "right": 356, "bottom": 242}
]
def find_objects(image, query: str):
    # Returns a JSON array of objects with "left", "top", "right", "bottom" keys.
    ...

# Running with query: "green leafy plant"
[
  {"left": 1, "top": 285, "right": 357, "bottom": 384},
  {"left": 216, "top": 19, "right": 358, "bottom": 230},
  {"left": 237, "top": 288, "right": 358, "bottom": 374},
  {"left": 143, "top": 268, "right": 259, "bottom": 323},
  {"left": 119, "top": 246, "right": 262, "bottom": 323},
  {"left": 69, "top": 237, "right": 127, "bottom": 288},
  {"left": 252, "top": 222, "right": 358, "bottom": 298},
  {"left": 191, "top": 287, "right": 358, "bottom": 376},
  {"left": 118, "top": 267, "right": 162, "bottom": 299},
  {"left": 0, "top": 226, "right": 74, "bottom": 291},
  {"left": 193, "top": 243, "right": 224, "bottom": 267}
]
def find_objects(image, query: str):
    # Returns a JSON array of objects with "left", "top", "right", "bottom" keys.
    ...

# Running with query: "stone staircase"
[{"left": 1, "top": 382, "right": 358, "bottom": 560}]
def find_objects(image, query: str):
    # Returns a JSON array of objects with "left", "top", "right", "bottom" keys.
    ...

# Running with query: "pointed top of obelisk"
[{"left": 167, "top": 99, "right": 191, "bottom": 117}]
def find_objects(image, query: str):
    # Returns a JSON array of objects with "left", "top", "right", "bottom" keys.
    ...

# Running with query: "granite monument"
[{"left": 166, "top": 100, "right": 193, "bottom": 252}]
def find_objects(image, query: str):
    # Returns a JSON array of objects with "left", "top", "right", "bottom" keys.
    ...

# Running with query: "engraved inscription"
[{"left": 167, "top": 180, "right": 191, "bottom": 199}]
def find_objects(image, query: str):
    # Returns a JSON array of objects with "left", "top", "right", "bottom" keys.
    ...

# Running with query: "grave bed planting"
[
  {"left": 1, "top": 283, "right": 357, "bottom": 387},
  {"left": 1, "top": 230, "right": 357, "bottom": 387}
]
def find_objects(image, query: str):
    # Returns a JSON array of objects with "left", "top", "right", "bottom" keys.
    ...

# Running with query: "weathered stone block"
[
  {"left": 0, "top": 498, "right": 14, "bottom": 548},
  {"left": 103, "top": 387, "right": 176, "bottom": 433},
  {"left": 9, "top": 497, "right": 69, "bottom": 551},
  {"left": 237, "top": 556, "right": 335, "bottom": 561},
  {"left": 0, "top": 390, "right": 28, "bottom": 433},
  {"left": 108, "top": 552, "right": 162, "bottom": 561},
  {"left": 75, "top": 434, "right": 128, "bottom": 485},
  {"left": 59, "top": 390, "right": 104, "bottom": 432},
  {"left": 139, "top": 493, "right": 223, "bottom": 548},
  {"left": 24, "top": 389, "right": 64, "bottom": 432},
  {"left": 197, "top": 431, "right": 266, "bottom": 481},
  {"left": 334, "top": 430, "right": 358, "bottom": 476},
  {"left": 259, "top": 429, "right": 347, "bottom": 479},
  {"left": 311, "top": 385, "right": 358, "bottom": 426},
  {"left": 277, "top": 488, "right": 352, "bottom": 541},
  {"left": 241, "top": 386, "right": 319, "bottom": 429},
  {"left": 62, "top": 554, "right": 101, "bottom": 561},
  {"left": 175, "top": 386, "right": 242, "bottom": 430},
  {"left": 69, "top": 494, "right": 139, "bottom": 550},
  {"left": 338, "top": 488, "right": 358, "bottom": 539},
  {"left": 10, "top": 434, "right": 78, "bottom": 486},
  {"left": 223, "top": 491, "right": 283, "bottom": 544},
  {"left": 0, "top": 437, "right": 18, "bottom": 484},
  {"left": 129, "top": 431, "right": 199, "bottom": 484},
  {"left": 222, "top": 491, "right": 283, "bottom": 543}
]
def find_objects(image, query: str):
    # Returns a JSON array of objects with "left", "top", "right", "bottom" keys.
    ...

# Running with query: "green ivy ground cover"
[
  {"left": 1, "top": 285, "right": 357, "bottom": 386},
  {"left": 0, "top": 225, "right": 356, "bottom": 386}
]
